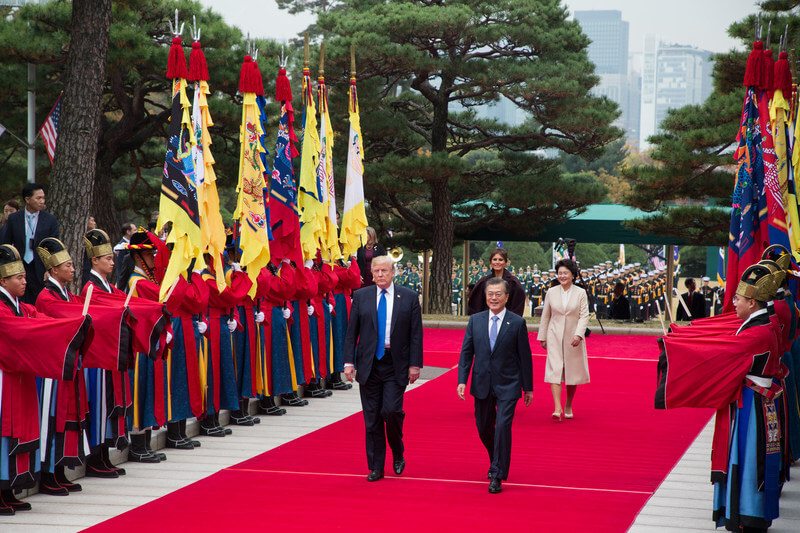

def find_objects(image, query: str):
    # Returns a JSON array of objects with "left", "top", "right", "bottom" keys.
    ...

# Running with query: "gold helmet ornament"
[
  {"left": 736, "top": 263, "right": 778, "bottom": 303},
  {"left": 37, "top": 237, "right": 72, "bottom": 270},
  {"left": 0, "top": 244, "right": 25, "bottom": 279},
  {"left": 84, "top": 229, "right": 114, "bottom": 259}
]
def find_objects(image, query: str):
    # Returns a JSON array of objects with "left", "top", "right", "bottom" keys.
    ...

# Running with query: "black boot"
[
  {"left": 331, "top": 371, "right": 352, "bottom": 390},
  {"left": 38, "top": 472, "right": 69, "bottom": 496},
  {"left": 0, "top": 490, "right": 16, "bottom": 515},
  {"left": 54, "top": 465, "right": 81, "bottom": 492},
  {"left": 85, "top": 447, "right": 119, "bottom": 478},
  {"left": 144, "top": 429, "right": 167, "bottom": 461},
  {"left": 128, "top": 432, "right": 160, "bottom": 463},
  {"left": 216, "top": 412, "right": 233, "bottom": 435},
  {"left": 230, "top": 398, "right": 255, "bottom": 426},
  {"left": 304, "top": 381, "right": 332, "bottom": 398},
  {"left": 179, "top": 419, "right": 201, "bottom": 447},
  {"left": 101, "top": 443, "right": 125, "bottom": 475},
  {"left": 281, "top": 392, "right": 308, "bottom": 406},
  {"left": 0, "top": 489, "right": 27, "bottom": 513},
  {"left": 166, "top": 421, "right": 194, "bottom": 450},
  {"left": 199, "top": 415, "right": 226, "bottom": 437},
  {"left": 257, "top": 396, "right": 287, "bottom": 416}
]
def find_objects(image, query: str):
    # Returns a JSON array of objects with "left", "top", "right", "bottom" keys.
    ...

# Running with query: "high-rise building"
[
  {"left": 639, "top": 38, "right": 714, "bottom": 149},
  {"left": 574, "top": 10, "right": 632, "bottom": 142}
]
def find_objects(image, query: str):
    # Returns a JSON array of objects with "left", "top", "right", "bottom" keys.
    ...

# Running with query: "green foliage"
[{"left": 0, "top": 0, "right": 283, "bottom": 231}]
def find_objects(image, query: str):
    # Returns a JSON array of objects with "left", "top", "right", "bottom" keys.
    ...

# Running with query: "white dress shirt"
[
  {"left": 377, "top": 283, "right": 395, "bottom": 348},
  {"left": 488, "top": 307, "right": 507, "bottom": 338},
  {"left": 559, "top": 285, "right": 572, "bottom": 308},
  {"left": 24, "top": 209, "right": 39, "bottom": 263},
  {"left": 48, "top": 276, "right": 69, "bottom": 300},
  {"left": 91, "top": 269, "right": 112, "bottom": 292}
]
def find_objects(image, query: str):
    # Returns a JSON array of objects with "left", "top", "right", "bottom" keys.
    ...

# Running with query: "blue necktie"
[
  {"left": 376, "top": 289, "right": 387, "bottom": 359},
  {"left": 490, "top": 315, "right": 499, "bottom": 351},
  {"left": 24, "top": 213, "right": 35, "bottom": 263}
]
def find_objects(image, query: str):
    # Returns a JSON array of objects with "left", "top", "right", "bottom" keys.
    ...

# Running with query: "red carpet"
[
  {"left": 423, "top": 327, "right": 661, "bottom": 368},
  {"left": 89, "top": 329, "right": 712, "bottom": 533}
]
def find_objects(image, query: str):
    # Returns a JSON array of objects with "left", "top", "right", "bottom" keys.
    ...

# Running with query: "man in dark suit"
[
  {"left": 458, "top": 277, "right": 533, "bottom": 494},
  {"left": 344, "top": 255, "right": 423, "bottom": 482},
  {"left": 0, "top": 183, "right": 59, "bottom": 303}
]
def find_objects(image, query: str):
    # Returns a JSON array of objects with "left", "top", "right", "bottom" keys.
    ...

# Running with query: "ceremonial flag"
[
  {"left": 339, "top": 50, "right": 369, "bottom": 258},
  {"left": 725, "top": 40, "right": 770, "bottom": 309},
  {"left": 716, "top": 247, "right": 725, "bottom": 285},
  {"left": 297, "top": 37, "right": 326, "bottom": 261},
  {"left": 156, "top": 35, "right": 202, "bottom": 301},
  {"left": 234, "top": 54, "right": 271, "bottom": 296},
  {"left": 39, "top": 94, "right": 62, "bottom": 165},
  {"left": 188, "top": 36, "right": 227, "bottom": 293},
  {"left": 270, "top": 65, "right": 302, "bottom": 264},
  {"left": 316, "top": 49, "right": 340, "bottom": 262},
  {"left": 256, "top": 93, "right": 273, "bottom": 242}
]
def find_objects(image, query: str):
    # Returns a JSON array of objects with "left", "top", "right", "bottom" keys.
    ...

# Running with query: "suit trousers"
[
  {"left": 359, "top": 350, "right": 405, "bottom": 472},
  {"left": 22, "top": 260, "right": 43, "bottom": 304},
  {"left": 474, "top": 393, "right": 518, "bottom": 480}
]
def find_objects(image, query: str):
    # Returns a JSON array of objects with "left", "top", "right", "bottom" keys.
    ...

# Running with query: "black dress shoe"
[
  {"left": 488, "top": 478, "right": 502, "bottom": 494},
  {"left": 59, "top": 481, "right": 82, "bottom": 493},
  {"left": 189, "top": 439, "right": 202, "bottom": 447},
  {"left": 366, "top": 470, "right": 384, "bottom": 482},
  {"left": 393, "top": 457, "right": 406, "bottom": 475},
  {"left": 230, "top": 411, "right": 255, "bottom": 426},
  {"left": 0, "top": 505, "right": 14, "bottom": 515},
  {"left": 331, "top": 381, "right": 352, "bottom": 390}
]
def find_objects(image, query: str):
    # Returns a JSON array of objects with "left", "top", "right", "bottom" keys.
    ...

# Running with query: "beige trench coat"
[{"left": 537, "top": 285, "right": 590, "bottom": 385}]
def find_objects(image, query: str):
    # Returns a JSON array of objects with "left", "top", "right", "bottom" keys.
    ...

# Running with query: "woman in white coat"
[{"left": 537, "top": 259, "right": 590, "bottom": 420}]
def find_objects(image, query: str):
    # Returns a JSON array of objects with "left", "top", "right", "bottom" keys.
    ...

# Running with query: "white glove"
[
  {"left": 255, "top": 311, "right": 265, "bottom": 323},
  {"left": 166, "top": 332, "right": 173, "bottom": 344},
  {"left": 231, "top": 262, "right": 242, "bottom": 272},
  {"left": 307, "top": 304, "right": 315, "bottom": 316},
  {"left": 192, "top": 269, "right": 203, "bottom": 275},
  {"left": 282, "top": 258, "right": 291, "bottom": 264},
  {"left": 282, "top": 307, "right": 291, "bottom": 319},
  {"left": 227, "top": 319, "right": 237, "bottom": 332},
  {"left": 196, "top": 321, "right": 208, "bottom": 335},
  {"left": 328, "top": 303, "right": 334, "bottom": 313},
  {"left": 304, "top": 259, "right": 314, "bottom": 268}
]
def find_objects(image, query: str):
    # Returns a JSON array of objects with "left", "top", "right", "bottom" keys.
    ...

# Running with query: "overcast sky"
[{"left": 199, "top": 0, "right": 757, "bottom": 53}]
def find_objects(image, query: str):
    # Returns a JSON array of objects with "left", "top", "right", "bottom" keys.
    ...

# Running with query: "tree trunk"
[
  {"left": 429, "top": 178, "right": 453, "bottom": 314},
  {"left": 92, "top": 155, "right": 123, "bottom": 238},
  {"left": 48, "top": 0, "right": 112, "bottom": 290},
  {"left": 427, "top": 98, "right": 453, "bottom": 314}
]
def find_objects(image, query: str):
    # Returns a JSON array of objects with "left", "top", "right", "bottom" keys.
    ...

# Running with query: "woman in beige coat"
[{"left": 537, "top": 259, "right": 590, "bottom": 421}]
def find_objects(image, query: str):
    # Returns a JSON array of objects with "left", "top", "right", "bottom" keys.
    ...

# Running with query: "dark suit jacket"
[
  {"left": 467, "top": 269, "right": 526, "bottom": 317},
  {"left": 0, "top": 209, "right": 59, "bottom": 279},
  {"left": 676, "top": 291, "right": 706, "bottom": 321},
  {"left": 458, "top": 309, "right": 533, "bottom": 401},
  {"left": 344, "top": 283, "right": 423, "bottom": 386}
]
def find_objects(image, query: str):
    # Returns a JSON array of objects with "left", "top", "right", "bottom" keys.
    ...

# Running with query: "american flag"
[{"left": 39, "top": 95, "right": 62, "bottom": 164}]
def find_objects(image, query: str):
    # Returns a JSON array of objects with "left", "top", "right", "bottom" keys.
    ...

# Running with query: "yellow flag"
[
  {"left": 780, "top": 90, "right": 800, "bottom": 253},
  {"left": 298, "top": 67, "right": 326, "bottom": 261},
  {"left": 340, "top": 78, "right": 369, "bottom": 258},
  {"left": 157, "top": 78, "right": 202, "bottom": 301},
  {"left": 234, "top": 92, "right": 271, "bottom": 296},
  {"left": 318, "top": 78, "right": 340, "bottom": 262},
  {"left": 192, "top": 79, "right": 226, "bottom": 292}
]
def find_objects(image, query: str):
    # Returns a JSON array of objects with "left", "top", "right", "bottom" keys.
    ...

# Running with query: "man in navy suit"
[
  {"left": 0, "top": 183, "right": 59, "bottom": 303},
  {"left": 344, "top": 255, "right": 423, "bottom": 482},
  {"left": 458, "top": 277, "right": 533, "bottom": 493}
]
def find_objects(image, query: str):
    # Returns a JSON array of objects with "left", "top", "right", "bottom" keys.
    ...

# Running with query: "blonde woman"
[{"left": 537, "top": 259, "right": 590, "bottom": 421}]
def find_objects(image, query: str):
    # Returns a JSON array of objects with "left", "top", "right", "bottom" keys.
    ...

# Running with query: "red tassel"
[
  {"left": 762, "top": 48, "right": 774, "bottom": 93},
  {"left": 166, "top": 36, "right": 189, "bottom": 80},
  {"left": 743, "top": 41, "right": 764, "bottom": 88},
  {"left": 238, "top": 55, "right": 264, "bottom": 95},
  {"left": 188, "top": 41, "right": 209, "bottom": 82},
  {"left": 774, "top": 51, "right": 793, "bottom": 97},
  {"left": 275, "top": 67, "right": 293, "bottom": 102}
]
